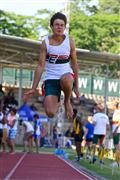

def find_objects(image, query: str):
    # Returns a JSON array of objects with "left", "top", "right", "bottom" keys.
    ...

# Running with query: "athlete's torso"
[{"left": 44, "top": 34, "right": 73, "bottom": 80}]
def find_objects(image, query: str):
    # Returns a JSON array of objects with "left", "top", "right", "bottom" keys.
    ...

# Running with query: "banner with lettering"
[
  {"left": 78, "top": 75, "right": 120, "bottom": 97},
  {"left": 2, "top": 68, "right": 120, "bottom": 98}
]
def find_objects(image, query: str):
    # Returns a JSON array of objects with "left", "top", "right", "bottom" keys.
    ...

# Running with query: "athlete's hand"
[{"left": 23, "top": 89, "right": 36, "bottom": 102}]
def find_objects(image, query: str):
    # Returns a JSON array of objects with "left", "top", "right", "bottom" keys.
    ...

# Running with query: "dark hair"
[
  {"left": 11, "top": 108, "right": 17, "bottom": 114},
  {"left": 73, "top": 108, "right": 77, "bottom": 115},
  {"left": 50, "top": 12, "right": 67, "bottom": 26},
  {"left": 34, "top": 114, "right": 39, "bottom": 119},
  {"left": 96, "top": 104, "right": 103, "bottom": 112},
  {"left": 76, "top": 116, "right": 81, "bottom": 123},
  {"left": 19, "top": 119, "right": 23, "bottom": 126}
]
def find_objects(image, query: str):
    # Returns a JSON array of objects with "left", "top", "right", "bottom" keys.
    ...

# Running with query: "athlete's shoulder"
[
  {"left": 42, "top": 35, "right": 52, "bottom": 51},
  {"left": 40, "top": 39, "right": 47, "bottom": 51}
]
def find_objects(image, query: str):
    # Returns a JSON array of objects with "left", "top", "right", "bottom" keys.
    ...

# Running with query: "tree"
[
  {"left": 33, "top": 9, "right": 54, "bottom": 40},
  {"left": 0, "top": 10, "right": 38, "bottom": 39},
  {"left": 69, "top": 0, "right": 119, "bottom": 78},
  {"left": 79, "top": 0, "right": 120, "bottom": 15},
  {"left": 70, "top": 12, "right": 120, "bottom": 54},
  {"left": 98, "top": 0, "right": 120, "bottom": 14},
  {"left": 0, "top": 3, "right": 119, "bottom": 78}
]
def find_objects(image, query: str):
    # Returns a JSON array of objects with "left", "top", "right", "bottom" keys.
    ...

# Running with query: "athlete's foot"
[{"left": 64, "top": 100, "right": 73, "bottom": 120}]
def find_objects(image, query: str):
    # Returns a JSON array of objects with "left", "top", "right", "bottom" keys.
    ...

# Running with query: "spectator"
[
  {"left": 7, "top": 108, "right": 19, "bottom": 154},
  {"left": 112, "top": 103, "right": 120, "bottom": 151},
  {"left": 4, "top": 90, "right": 13, "bottom": 107},
  {"left": 2, "top": 115, "right": 8, "bottom": 153},
  {"left": 73, "top": 108, "right": 78, "bottom": 120},
  {"left": 4, "top": 90, "right": 18, "bottom": 113},
  {"left": 40, "top": 125, "right": 48, "bottom": 147},
  {"left": 65, "top": 139, "right": 72, "bottom": 148},
  {"left": 33, "top": 114, "right": 42, "bottom": 153},
  {"left": 9, "top": 92, "right": 18, "bottom": 108},
  {"left": 91, "top": 104, "right": 110, "bottom": 164},
  {"left": 83, "top": 113, "right": 94, "bottom": 159},
  {"left": 0, "top": 84, "right": 5, "bottom": 110},
  {"left": 64, "top": 126, "right": 72, "bottom": 137},
  {"left": 73, "top": 115, "right": 84, "bottom": 161},
  {"left": 21, "top": 120, "right": 34, "bottom": 153},
  {"left": 64, "top": 126, "right": 73, "bottom": 148}
]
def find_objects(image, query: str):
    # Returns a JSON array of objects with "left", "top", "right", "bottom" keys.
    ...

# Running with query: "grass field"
[{"left": 68, "top": 153, "right": 120, "bottom": 180}]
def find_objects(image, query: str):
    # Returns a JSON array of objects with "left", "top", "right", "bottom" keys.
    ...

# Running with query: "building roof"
[{"left": 0, "top": 34, "right": 120, "bottom": 71}]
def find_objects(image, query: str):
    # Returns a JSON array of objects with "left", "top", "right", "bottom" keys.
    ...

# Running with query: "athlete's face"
[{"left": 51, "top": 19, "right": 66, "bottom": 35}]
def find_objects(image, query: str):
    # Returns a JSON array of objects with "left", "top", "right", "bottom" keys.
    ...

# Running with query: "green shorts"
[
  {"left": 92, "top": 134, "right": 105, "bottom": 145},
  {"left": 113, "top": 133, "right": 120, "bottom": 145},
  {"left": 44, "top": 79, "right": 61, "bottom": 101}
]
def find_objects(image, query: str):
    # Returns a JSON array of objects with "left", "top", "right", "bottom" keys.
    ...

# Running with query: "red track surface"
[
  {"left": 0, "top": 152, "right": 23, "bottom": 179},
  {"left": 0, "top": 152, "right": 93, "bottom": 180}
]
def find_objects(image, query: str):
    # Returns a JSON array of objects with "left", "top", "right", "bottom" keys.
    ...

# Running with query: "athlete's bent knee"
[{"left": 45, "top": 110, "right": 56, "bottom": 118}]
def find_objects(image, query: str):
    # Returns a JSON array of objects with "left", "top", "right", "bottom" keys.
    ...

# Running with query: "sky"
[
  {"left": 0, "top": 0, "right": 68, "bottom": 15},
  {"left": 0, "top": 0, "right": 98, "bottom": 16}
]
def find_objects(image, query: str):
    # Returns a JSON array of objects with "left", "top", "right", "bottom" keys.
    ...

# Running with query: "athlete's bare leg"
[
  {"left": 60, "top": 73, "right": 74, "bottom": 119},
  {"left": 44, "top": 95, "right": 59, "bottom": 118}
]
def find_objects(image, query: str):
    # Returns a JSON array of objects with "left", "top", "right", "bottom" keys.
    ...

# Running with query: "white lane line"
[
  {"left": 4, "top": 153, "right": 27, "bottom": 180},
  {"left": 57, "top": 156, "right": 95, "bottom": 180}
]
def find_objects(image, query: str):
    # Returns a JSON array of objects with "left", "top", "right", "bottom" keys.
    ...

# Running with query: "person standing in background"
[
  {"left": 91, "top": 105, "right": 110, "bottom": 164},
  {"left": 0, "top": 84, "right": 5, "bottom": 110},
  {"left": 22, "top": 120, "right": 34, "bottom": 153},
  {"left": 112, "top": 103, "right": 120, "bottom": 151},
  {"left": 7, "top": 108, "right": 19, "bottom": 154},
  {"left": 83, "top": 114, "right": 94, "bottom": 159},
  {"left": 33, "top": 114, "right": 42, "bottom": 153},
  {"left": 73, "top": 115, "right": 84, "bottom": 161},
  {"left": 2, "top": 115, "right": 8, "bottom": 153}
]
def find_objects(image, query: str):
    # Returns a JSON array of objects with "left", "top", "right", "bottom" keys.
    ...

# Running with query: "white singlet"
[{"left": 44, "top": 35, "right": 73, "bottom": 80}]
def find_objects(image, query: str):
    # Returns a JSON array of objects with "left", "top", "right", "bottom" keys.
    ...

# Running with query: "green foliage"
[
  {"left": 70, "top": 13, "right": 120, "bottom": 54},
  {"left": 98, "top": 0, "right": 120, "bottom": 14},
  {"left": 80, "top": 0, "right": 120, "bottom": 14},
  {"left": 34, "top": 9, "right": 54, "bottom": 39},
  {"left": 0, "top": 3, "right": 119, "bottom": 53},
  {"left": 0, "top": 1, "right": 119, "bottom": 77},
  {"left": 0, "top": 10, "right": 38, "bottom": 39}
]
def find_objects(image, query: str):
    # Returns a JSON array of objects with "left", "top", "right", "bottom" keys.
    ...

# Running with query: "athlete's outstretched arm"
[
  {"left": 24, "top": 41, "right": 46, "bottom": 100},
  {"left": 32, "top": 41, "right": 46, "bottom": 90},
  {"left": 70, "top": 38, "right": 79, "bottom": 98}
]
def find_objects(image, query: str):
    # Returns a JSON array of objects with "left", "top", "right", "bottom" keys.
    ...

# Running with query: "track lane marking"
[
  {"left": 4, "top": 153, "right": 27, "bottom": 180},
  {"left": 57, "top": 156, "right": 96, "bottom": 180}
]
